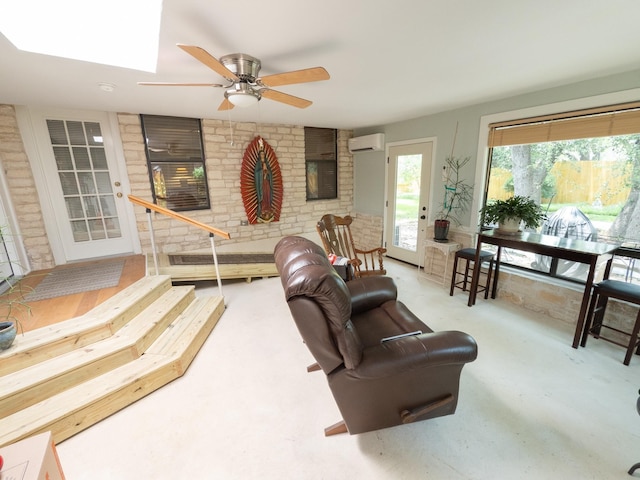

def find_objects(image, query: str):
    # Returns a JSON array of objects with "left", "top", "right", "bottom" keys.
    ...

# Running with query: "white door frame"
[
  {"left": 384, "top": 137, "right": 437, "bottom": 264},
  {"left": 15, "top": 107, "right": 140, "bottom": 265}
]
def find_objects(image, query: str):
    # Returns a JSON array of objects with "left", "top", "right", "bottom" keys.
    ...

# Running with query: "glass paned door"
[
  {"left": 46, "top": 119, "right": 122, "bottom": 243},
  {"left": 385, "top": 141, "right": 433, "bottom": 264},
  {"left": 19, "top": 107, "right": 137, "bottom": 263}
]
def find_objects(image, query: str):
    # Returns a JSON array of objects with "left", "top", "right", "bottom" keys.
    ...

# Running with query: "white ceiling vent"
[{"left": 348, "top": 133, "right": 385, "bottom": 153}]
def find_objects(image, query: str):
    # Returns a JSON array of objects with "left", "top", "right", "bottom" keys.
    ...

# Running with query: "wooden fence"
[{"left": 489, "top": 160, "right": 632, "bottom": 205}]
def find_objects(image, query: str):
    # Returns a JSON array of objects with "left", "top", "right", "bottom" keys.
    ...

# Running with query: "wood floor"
[{"left": 2, "top": 255, "right": 146, "bottom": 333}]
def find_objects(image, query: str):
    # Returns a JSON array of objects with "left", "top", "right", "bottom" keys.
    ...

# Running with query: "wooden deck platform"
[{"left": 146, "top": 252, "right": 279, "bottom": 282}]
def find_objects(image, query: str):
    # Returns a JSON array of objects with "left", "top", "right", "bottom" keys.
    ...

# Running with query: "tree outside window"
[{"left": 486, "top": 133, "right": 640, "bottom": 283}]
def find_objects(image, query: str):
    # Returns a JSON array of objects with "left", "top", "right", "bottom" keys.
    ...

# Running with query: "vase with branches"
[{"left": 434, "top": 123, "right": 474, "bottom": 242}]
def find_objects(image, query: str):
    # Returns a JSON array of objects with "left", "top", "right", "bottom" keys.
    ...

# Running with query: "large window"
[
  {"left": 305, "top": 127, "right": 337, "bottom": 200},
  {"left": 140, "top": 115, "right": 210, "bottom": 211},
  {"left": 484, "top": 102, "right": 640, "bottom": 284}
]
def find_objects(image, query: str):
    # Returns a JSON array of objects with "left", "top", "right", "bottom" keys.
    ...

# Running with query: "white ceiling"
[{"left": 2, "top": 0, "right": 639, "bottom": 130}]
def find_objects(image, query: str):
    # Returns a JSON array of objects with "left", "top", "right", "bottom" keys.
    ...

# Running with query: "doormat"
[
  {"left": 25, "top": 259, "right": 125, "bottom": 302},
  {"left": 169, "top": 253, "right": 275, "bottom": 266}
]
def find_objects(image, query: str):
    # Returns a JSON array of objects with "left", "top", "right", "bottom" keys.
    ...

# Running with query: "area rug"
[
  {"left": 25, "top": 259, "right": 125, "bottom": 302},
  {"left": 169, "top": 253, "right": 275, "bottom": 266}
]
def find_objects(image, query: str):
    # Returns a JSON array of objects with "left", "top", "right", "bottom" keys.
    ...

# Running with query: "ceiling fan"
[{"left": 138, "top": 44, "right": 330, "bottom": 111}]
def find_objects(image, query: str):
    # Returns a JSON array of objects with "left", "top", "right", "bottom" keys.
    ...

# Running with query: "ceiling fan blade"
[
  {"left": 217, "top": 98, "right": 235, "bottom": 111},
  {"left": 138, "top": 82, "right": 224, "bottom": 87},
  {"left": 259, "top": 67, "right": 329, "bottom": 87},
  {"left": 261, "top": 89, "right": 312, "bottom": 109},
  {"left": 177, "top": 44, "right": 239, "bottom": 82}
]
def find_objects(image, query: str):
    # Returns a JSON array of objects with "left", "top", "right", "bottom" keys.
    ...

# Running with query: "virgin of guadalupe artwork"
[{"left": 240, "top": 136, "right": 283, "bottom": 224}]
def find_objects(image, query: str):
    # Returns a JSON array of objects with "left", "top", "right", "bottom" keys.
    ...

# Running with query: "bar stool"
[
  {"left": 580, "top": 279, "right": 640, "bottom": 365},
  {"left": 449, "top": 248, "right": 495, "bottom": 302}
]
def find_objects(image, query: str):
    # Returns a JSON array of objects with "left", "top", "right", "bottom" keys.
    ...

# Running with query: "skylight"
[{"left": 0, "top": 0, "right": 163, "bottom": 72}]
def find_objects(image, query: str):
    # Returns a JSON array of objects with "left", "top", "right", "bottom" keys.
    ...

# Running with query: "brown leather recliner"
[{"left": 274, "top": 236, "right": 478, "bottom": 436}]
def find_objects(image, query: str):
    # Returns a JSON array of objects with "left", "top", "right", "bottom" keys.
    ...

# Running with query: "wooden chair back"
[{"left": 316, "top": 214, "right": 386, "bottom": 277}]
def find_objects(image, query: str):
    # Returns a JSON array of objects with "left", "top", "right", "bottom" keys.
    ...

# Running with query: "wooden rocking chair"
[{"left": 316, "top": 214, "right": 386, "bottom": 278}]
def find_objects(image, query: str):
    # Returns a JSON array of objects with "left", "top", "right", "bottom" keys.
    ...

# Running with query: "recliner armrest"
[
  {"left": 348, "top": 276, "right": 397, "bottom": 314},
  {"left": 351, "top": 331, "right": 478, "bottom": 378}
]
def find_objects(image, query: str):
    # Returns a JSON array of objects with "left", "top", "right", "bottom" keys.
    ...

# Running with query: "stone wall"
[
  {"left": 118, "top": 113, "right": 354, "bottom": 253},
  {"left": 351, "top": 213, "right": 384, "bottom": 251},
  {"left": 0, "top": 105, "right": 53, "bottom": 270}
]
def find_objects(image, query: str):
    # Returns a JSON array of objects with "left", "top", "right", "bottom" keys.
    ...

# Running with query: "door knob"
[
  {"left": 116, "top": 192, "right": 123, "bottom": 198},
  {"left": 420, "top": 215, "right": 426, "bottom": 219},
  {"left": 114, "top": 181, "right": 121, "bottom": 187}
]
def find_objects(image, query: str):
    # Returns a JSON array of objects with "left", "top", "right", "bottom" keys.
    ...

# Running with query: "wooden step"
[
  {"left": 0, "top": 286, "right": 195, "bottom": 417},
  {"left": 145, "top": 294, "right": 224, "bottom": 370},
  {"left": 0, "top": 295, "right": 225, "bottom": 447},
  {"left": 0, "top": 275, "right": 173, "bottom": 376},
  {"left": 112, "top": 285, "right": 196, "bottom": 354}
]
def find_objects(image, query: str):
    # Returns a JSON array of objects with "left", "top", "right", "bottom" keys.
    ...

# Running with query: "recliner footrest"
[{"left": 400, "top": 394, "right": 454, "bottom": 424}]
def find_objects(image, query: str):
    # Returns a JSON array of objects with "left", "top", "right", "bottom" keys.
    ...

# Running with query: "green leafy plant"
[
  {"left": 0, "top": 278, "right": 32, "bottom": 335},
  {"left": 192, "top": 166, "right": 204, "bottom": 179},
  {"left": 480, "top": 195, "right": 546, "bottom": 229},
  {"left": 0, "top": 226, "right": 33, "bottom": 344},
  {"left": 436, "top": 155, "right": 474, "bottom": 225}
]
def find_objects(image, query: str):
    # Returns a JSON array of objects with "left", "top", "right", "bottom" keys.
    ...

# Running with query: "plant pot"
[
  {"left": 0, "top": 321, "right": 17, "bottom": 350},
  {"left": 434, "top": 219, "right": 450, "bottom": 243},
  {"left": 498, "top": 217, "right": 521, "bottom": 233}
]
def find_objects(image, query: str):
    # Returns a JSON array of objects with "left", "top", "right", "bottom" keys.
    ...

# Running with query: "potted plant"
[
  {"left": 0, "top": 226, "right": 32, "bottom": 350},
  {"left": 434, "top": 155, "right": 474, "bottom": 242},
  {"left": 0, "top": 276, "right": 31, "bottom": 350},
  {"left": 479, "top": 195, "right": 545, "bottom": 233}
]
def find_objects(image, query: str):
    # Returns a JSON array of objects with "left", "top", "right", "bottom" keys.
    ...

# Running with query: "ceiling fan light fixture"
[
  {"left": 227, "top": 92, "right": 259, "bottom": 107},
  {"left": 225, "top": 82, "right": 260, "bottom": 107}
]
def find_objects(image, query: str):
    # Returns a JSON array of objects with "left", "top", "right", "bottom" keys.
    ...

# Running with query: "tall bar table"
[{"left": 468, "top": 229, "right": 619, "bottom": 348}]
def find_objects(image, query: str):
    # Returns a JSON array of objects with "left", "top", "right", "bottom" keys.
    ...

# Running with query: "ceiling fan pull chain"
[
  {"left": 257, "top": 101, "right": 263, "bottom": 139},
  {"left": 227, "top": 108, "right": 234, "bottom": 146}
]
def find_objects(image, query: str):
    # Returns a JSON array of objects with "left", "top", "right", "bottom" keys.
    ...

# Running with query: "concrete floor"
[{"left": 56, "top": 257, "right": 640, "bottom": 479}]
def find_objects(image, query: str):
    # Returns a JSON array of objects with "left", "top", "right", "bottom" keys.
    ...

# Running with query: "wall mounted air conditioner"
[{"left": 348, "top": 133, "right": 385, "bottom": 153}]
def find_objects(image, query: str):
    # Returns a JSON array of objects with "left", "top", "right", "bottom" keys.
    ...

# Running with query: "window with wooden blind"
[
  {"left": 305, "top": 127, "right": 337, "bottom": 200},
  {"left": 140, "top": 115, "right": 210, "bottom": 211},
  {"left": 484, "top": 101, "right": 640, "bottom": 284},
  {"left": 488, "top": 102, "right": 640, "bottom": 147}
]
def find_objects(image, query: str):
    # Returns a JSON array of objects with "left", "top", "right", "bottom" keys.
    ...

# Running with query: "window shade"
[
  {"left": 488, "top": 101, "right": 640, "bottom": 147},
  {"left": 305, "top": 127, "right": 338, "bottom": 200},
  {"left": 140, "top": 114, "right": 210, "bottom": 211},
  {"left": 305, "top": 127, "right": 337, "bottom": 160},
  {"left": 140, "top": 115, "right": 204, "bottom": 160}
]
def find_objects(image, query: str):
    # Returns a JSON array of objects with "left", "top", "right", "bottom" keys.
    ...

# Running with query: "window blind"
[
  {"left": 140, "top": 114, "right": 210, "bottom": 211},
  {"left": 488, "top": 101, "right": 640, "bottom": 147},
  {"left": 305, "top": 127, "right": 338, "bottom": 200},
  {"left": 305, "top": 127, "right": 337, "bottom": 160}
]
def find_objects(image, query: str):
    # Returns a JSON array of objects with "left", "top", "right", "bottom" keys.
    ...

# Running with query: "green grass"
[
  {"left": 546, "top": 203, "right": 622, "bottom": 223},
  {"left": 394, "top": 193, "right": 419, "bottom": 221}
]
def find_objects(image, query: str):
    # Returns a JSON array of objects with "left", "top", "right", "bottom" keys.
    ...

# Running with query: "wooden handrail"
[{"left": 128, "top": 195, "right": 231, "bottom": 240}]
